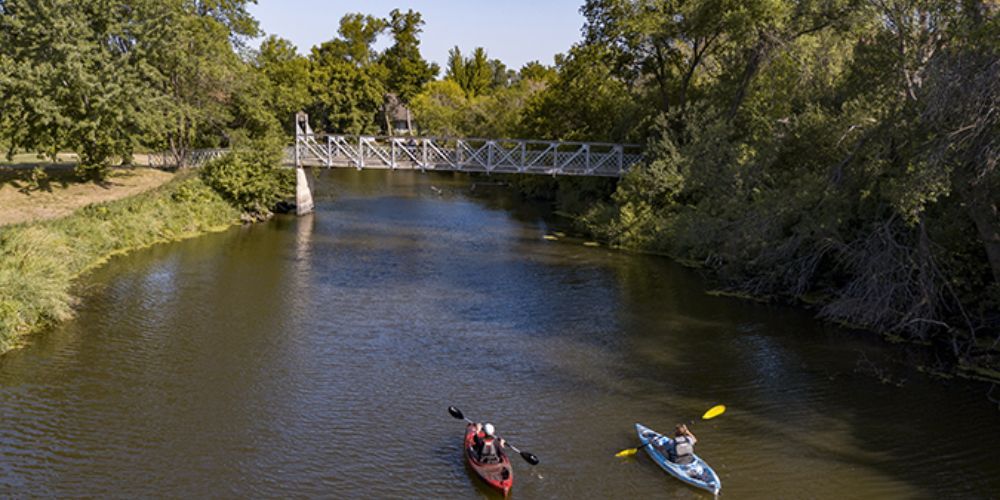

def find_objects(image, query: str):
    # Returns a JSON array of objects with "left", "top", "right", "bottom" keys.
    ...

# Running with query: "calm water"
[{"left": 1, "top": 170, "right": 998, "bottom": 498}]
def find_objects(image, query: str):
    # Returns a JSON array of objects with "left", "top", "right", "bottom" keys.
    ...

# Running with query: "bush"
[{"left": 200, "top": 141, "right": 293, "bottom": 219}]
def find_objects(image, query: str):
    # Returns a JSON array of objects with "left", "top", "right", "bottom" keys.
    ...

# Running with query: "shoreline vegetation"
[{"left": 0, "top": 146, "right": 291, "bottom": 354}]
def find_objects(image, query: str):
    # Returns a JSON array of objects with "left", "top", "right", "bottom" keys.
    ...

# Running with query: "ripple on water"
[{"left": 1, "top": 170, "right": 998, "bottom": 498}]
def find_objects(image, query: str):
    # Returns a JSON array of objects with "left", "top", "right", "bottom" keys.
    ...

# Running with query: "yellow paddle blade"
[
  {"left": 615, "top": 448, "right": 639, "bottom": 458},
  {"left": 702, "top": 405, "right": 726, "bottom": 420}
]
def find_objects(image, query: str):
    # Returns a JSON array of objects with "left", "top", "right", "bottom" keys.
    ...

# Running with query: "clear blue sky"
[{"left": 247, "top": 0, "right": 586, "bottom": 71}]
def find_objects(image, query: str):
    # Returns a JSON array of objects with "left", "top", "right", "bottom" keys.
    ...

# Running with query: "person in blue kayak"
[
  {"left": 655, "top": 424, "right": 698, "bottom": 465},
  {"left": 471, "top": 422, "right": 507, "bottom": 464}
]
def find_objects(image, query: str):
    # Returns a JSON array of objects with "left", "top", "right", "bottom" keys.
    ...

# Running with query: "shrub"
[{"left": 200, "top": 141, "right": 293, "bottom": 219}]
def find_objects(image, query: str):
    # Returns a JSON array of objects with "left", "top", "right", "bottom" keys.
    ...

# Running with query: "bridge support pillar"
[{"left": 295, "top": 167, "right": 315, "bottom": 216}]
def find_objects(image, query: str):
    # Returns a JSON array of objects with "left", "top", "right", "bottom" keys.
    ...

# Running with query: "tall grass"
[{"left": 0, "top": 173, "right": 240, "bottom": 352}]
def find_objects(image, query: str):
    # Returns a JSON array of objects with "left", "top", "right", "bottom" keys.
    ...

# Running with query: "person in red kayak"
[{"left": 471, "top": 422, "right": 507, "bottom": 464}]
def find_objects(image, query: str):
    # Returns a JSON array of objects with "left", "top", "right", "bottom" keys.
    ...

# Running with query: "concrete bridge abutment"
[{"left": 295, "top": 167, "right": 314, "bottom": 216}]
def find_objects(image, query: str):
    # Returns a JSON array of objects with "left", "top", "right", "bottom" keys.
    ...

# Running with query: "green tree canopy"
[
  {"left": 256, "top": 35, "right": 312, "bottom": 133},
  {"left": 380, "top": 8, "right": 439, "bottom": 102},
  {"left": 0, "top": 0, "right": 155, "bottom": 177},
  {"left": 308, "top": 14, "right": 388, "bottom": 134},
  {"left": 445, "top": 46, "right": 498, "bottom": 98}
]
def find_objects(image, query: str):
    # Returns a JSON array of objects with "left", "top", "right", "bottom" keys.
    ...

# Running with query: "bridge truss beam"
[{"left": 294, "top": 118, "right": 642, "bottom": 178}]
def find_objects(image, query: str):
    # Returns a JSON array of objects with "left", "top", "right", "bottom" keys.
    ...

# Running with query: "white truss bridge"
[{"left": 293, "top": 117, "right": 642, "bottom": 178}]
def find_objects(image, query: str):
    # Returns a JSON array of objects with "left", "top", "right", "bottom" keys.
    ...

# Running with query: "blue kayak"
[{"left": 635, "top": 423, "right": 721, "bottom": 496}]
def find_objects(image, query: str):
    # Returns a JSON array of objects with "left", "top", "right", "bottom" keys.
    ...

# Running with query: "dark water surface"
[{"left": 1, "top": 170, "right": 998, "bottom": 498}]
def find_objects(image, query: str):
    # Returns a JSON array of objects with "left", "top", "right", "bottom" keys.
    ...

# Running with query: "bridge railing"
[
  {"left": 295, "top": 132, "right": 643, "bottom": 177},
  {"left": 144, "top": 149, "right": 230, "bottom": 169}
]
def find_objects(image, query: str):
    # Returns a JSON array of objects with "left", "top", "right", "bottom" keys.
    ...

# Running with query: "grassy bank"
[
  {"left": 0, "top": 165, "right": 175, "bottom": 226},
  {"left": 0, "top": 173, "right": 241, "bottom": 353}
]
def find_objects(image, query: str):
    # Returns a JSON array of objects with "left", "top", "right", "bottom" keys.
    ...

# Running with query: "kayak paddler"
[
  {"left": 471, "top": 422, "right": 507, "bottom": 464},
  {"left": 653, "top": 424, "right": 698, "bottom": 465}
]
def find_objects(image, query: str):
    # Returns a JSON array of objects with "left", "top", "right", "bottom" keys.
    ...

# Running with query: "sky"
[{"left": 247, "top": 0, "right": 586, "bottom": 71}]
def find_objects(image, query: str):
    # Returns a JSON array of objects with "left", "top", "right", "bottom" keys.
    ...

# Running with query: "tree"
[
  {"left": 256, "top": 36, "right": 312, "bottom": 133},
  {"left": 520, "top": 44, "right": 639, "bottom": 142},
  {"left": 0, "top": 0, "right": 154, "bottom": 178},
  {"left": 906, "top": 3, "right": 1000, "bottom": 286},
  {"left": 518, "top": 61, "right": 557, "bottom": 83},
  {"left": 445, "top": 46, "right": 501, "bottom": 98},
  {"left": 185, "top": 0, "right": 260, "bottom": 47},
  {"left": 141, "top": 1, "right": 255, "bottom": 167},
  {"left": 316, "top": 13, "right": 386, "bottom": 67},
  {"left": 380, "top": 9, "right": 439, "bottom": 103},
  {"left": 581, "top": 0, "right": 863, "bottom": 130},
  {"left": 308, "top": 14, "right": 388, "bottom": 134},
  {"left": 226, "top": 64, "right": 283, "bottom": 145},
  {"left": 464, "top": 48, "right": 494, "bottom": 97},
  {"left": 410, "top": 79, "right": 471, "bottom": 136},
  {"left": 445, "top": 46, "right": 467, "bottom": 90}
]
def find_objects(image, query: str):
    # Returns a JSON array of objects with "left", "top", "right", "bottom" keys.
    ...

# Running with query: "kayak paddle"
[
  {"left": 702, "top": 404, "right": 726, "bottom": 420},
  {"left": 614, "top": 404, "right": 726, "bottom": 458},
  {"left": 449, "top": 406, "right": 540, "bottom": 466}
]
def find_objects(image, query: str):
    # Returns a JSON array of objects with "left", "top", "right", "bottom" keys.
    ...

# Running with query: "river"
[{"left": 1, "top": 169, "right": 997, "bottom": 498}]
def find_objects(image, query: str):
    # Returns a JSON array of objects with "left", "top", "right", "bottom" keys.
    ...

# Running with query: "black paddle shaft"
[{"left": 447, "top": 406, "right": 540, "bottom": 466}]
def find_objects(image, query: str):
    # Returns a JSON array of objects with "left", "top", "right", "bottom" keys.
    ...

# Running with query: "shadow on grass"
[{"left": 0, "top": 162, "right": 138, "bottom": 194}]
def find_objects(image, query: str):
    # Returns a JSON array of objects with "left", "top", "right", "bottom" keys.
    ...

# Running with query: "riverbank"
[
  {"left": 567, "top": 218, "right": 1000, "bottom": 386},
  {"left": 0, "top": 164, "right": 175, "bottom": 226},
  {"left": 488, "top": 175, "right": 1000, "bottom": 386},
  {"left": 0, "top": 172, "right": 241, "bottom": 353}
]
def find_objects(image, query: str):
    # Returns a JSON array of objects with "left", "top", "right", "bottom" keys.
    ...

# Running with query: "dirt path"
[{"left": 0, "top": 162, "right": 175, "bottom": 226}]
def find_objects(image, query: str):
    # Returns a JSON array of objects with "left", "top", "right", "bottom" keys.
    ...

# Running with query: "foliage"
[
  {"left": 255, "top": 36, "right": 312, "bottom": 134},
  {"left": 200, "top": 139, "right": 293, "bottom": 219},
  {"left": 410, "top": 78, "right": 548, "bottom": 139},
  {"left": 579, "top": 0, "right": 1000, "bottom": 371},
  {"left": 141, "top": 1, "right": 264, "bottom": 167},
  {"left": 518, "top": 61, "right": 558, "bottom": 83},
  {"left": 308, "top": 14, "right": 389, "bottom": 135},
  {"left": 0, "top": 0, "right": 265, "bottom": 173},
  {"left": 519, "top": 44, "right": 641, "bottom": 142},
  {"left": 445, "top": 46, "right": 506, "bottom": 98},
  {"left": 409, "top": 80, "right": 473, "bottom": 137},
  {"left": 0, "top": 0, "right": 152, "bottom": 179},
  {"left": 380, "top": 9, "right": 439, "bottom": 103}
]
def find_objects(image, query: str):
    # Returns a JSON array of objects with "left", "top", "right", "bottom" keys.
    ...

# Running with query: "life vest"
[
  {"left": 479, "top": 437, "right": 500, "bottom": 463},
  {"left": 673, "top": 436, "right": 694, "bottom": 464}
]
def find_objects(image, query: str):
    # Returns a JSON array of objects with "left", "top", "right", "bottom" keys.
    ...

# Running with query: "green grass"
[{"left": 0, "top": 173, "right": 241, "bottom": 352}]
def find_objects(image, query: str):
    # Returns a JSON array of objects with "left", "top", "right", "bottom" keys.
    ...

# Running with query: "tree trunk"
[
  {"left": 727, "top": 36, "right": 770, "bottom": 121},
  {"left": 966, "top": 187, "right": 1000, "bottom": 286}
]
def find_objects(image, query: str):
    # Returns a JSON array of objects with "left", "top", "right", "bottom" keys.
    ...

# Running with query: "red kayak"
[{"left": 464, "top": 424, "right": 514, "bottom": 496}]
